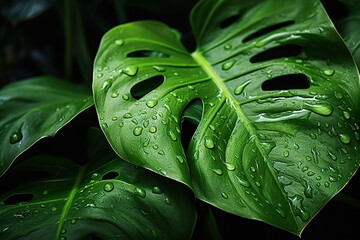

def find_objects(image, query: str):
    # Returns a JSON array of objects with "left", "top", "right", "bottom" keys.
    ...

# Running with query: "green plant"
[{"left": 1, "top": 0, "right": 360, "bottom": 239}]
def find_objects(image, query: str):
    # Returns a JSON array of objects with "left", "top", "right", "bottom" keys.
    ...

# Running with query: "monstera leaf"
[
  {"left": 0, "top": 76, "right": 93, "bottom": 177},
  {"left": 93, "top": 0, "right": 360, "bottom": 235},
  {"left": 0, "top": 128, "right": 196, "bottom": 239}
]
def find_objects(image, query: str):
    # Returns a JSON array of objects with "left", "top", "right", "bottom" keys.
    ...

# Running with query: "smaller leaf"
[
  {"left": 0, "top": 127, "right": 197, "bottom": 239},
  {"left": 0, "top": 76, "right": 93, "bottom": 176}
]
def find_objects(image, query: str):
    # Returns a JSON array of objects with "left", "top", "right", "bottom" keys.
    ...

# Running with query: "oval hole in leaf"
[
  {"left": 181, "top": 99, "right": 203, "bottom": 151},
  {"left": 102, "top": 171, "right": 119, "bottom": 180},
  {"left": 220, "top": 14, "right": 241, "bottom": 29},
  {"left": 250, "top": 44, "right": 302, "bottom": 63},
  {"left": 243, "top": 20, "right": 295, "bottom": 43},
  {"left": 262, "top": 74, "right": 310, "bottom": 91},
  {"left": 130, "top": 75, "right": 165, "bottom": 100},
  {"left": 127, "top": 50, "right": 170, "bottom": 58},
  {"left": 4, "top": 193, "right": 34, "bottom": 205}
]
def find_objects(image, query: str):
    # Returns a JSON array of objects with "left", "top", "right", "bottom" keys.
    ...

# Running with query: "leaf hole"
[
  {"left": 262, "top": 74, "right": 310, "bottom": 91},
  {"left": 250, "top": 44, "right": 302, "bottom": 63},
  {"left": 4, "top": 193, "right": 34, "bottom": 205},
  {"left": 102, "top": 171, "right": 119, "bottom": 180},
  {"left": 243, "top": 20, "right": 295, "bottom": 43},
  {"left": 220, "top": 14, "right": 241, "bottom": 29},
  {"left": 180, "top": 99, "right": 203, "bottom": 151},
  {"left": 130, "top": 75, "right": 165, "bottom": 100},
  {"left": 127, "top": 50, "right": 170, "bottom": 58}
]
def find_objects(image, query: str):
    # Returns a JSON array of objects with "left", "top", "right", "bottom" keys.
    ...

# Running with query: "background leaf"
[
  {"left": 93, "top": 0, "right": 360, "bottom": 235},
  {"left": 0, "top": 127, "right": 197, "bottom": 240},
  {"left": 0, "top": 76, "right": 93, "bottom": 176}
]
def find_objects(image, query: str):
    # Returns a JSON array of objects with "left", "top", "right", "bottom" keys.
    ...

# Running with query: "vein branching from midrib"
[{"left": 55, "top": 166, "right": 86, "bottom": 239}]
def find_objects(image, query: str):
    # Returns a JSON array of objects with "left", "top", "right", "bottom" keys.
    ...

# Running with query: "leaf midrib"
[
  {"left": 191, "top": 50, "right": 263, "bottom": 152},
  {"left": 55, "top": 166, "right": 86, "bottom": 239},
  {"left": 191, "top": 49, "right": 299, "bottom": 226}
]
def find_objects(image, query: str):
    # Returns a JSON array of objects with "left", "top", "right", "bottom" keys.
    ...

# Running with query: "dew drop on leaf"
[
  {"left": 176, "top": 155, "right": 185, "bottom": 164},
  {"left": 276, "top": 208, "right": 286, "bottom": 218},
  {"left": 221, "top": 192, "right": 229, "bottom": 199},
  {"left": 213, "top": 169, "right": 223, "bottom": 175},
  {"left": 224, "top": 44, "right": 232, "bottom": 50},
  {"left": 103, "top": 182, "right": 114, "bottom": 192},
  {"left": 101, "top": 79, "right": 112, "bottom": 92},
  {"left": 152, "top": 66, "right": 165, "bottom": 72},
  {"left": 133, "top": 126, "right": 143, "bottom": 136},
  {"left": 323, "top": 69, "right": 335, "bottom": 76},
  {"left": 115, "top": 39, "right": 124, "bottom": 46},
  {"left": 111, "top": 92, "right": 119, "bottom": 98},
  {"left": 122, "top": 94, "right": 130, "bottom": 101},
  {"left": 342, "top": 111, "right": 350, "bottom": 119},
  {"left": 10, "top": 130, "right": 23, "bottom": 144},
  {"left": 225, "top": 163, "right": 236, "bottom": 171},
  {"left": 169, "top": 131, "right": 177, "bottom": 141},
  {"left": 339, "top": 134, "right": 351, "bottom": 144},
  {"left": 146, "top": 100, "right": 158, "bottom": 108},
  {"left": 234, "top": 81, "right": 251, "bottom": 95},
  {"left": 70, "top": 219, "right": 77, "bottom": 224},
  {"left": 149, "top": 126, "right": 157, "bottom": 133},
  {"left": 221, "top": 60, "right": 236, "bottom": 70},
  {"left": 123, "top": 113, "right": 133, "bottom": 119},
  {"left": 152, "top": 186, "right": 163, "bottom": 194},
  {"left": 305, "top": 103, "right": 333, "bottom": 116},
  {"left": 134, "top": 187, "right": 146, "bottom": 198},
  {"left": 122, "top": 66, "right": 138, "bottom": 76},
  {"left": 204, "top": 137, "right": 215, "bottom": 149}
]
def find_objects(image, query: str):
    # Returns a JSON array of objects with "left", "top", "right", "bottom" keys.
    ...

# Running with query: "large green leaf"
[
  {"left": 0, "top": 127, "right": 196, "bottom": 239},
  {"left": 93, "top": 0, "right": 360, "bottom": 235},
  {"left": 0, "top": 76, "right": 93, "bottom": 176}
]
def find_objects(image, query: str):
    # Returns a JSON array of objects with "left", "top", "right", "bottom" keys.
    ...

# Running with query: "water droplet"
[
  {"left": 103, "top": 182, "right": 114, "bottom": 192},
  {"left": 225, "top": 163, "right": 236, "bottom": 171},
  {"left": 10, "top": 129, "right": 23, "bottom": 144},
  {"left": 122, "top": 66, "right": 138, "bottom": 76},
  {"left": 112, "top": 116, "right": 118, "bottom": 121},
  {"left": 153, "top": 66, "right": 165, "bottom": 72},
  {"left": 97, "top": 73, "right": 103, "bottom": 78},
  {"left": 335, "top": 92, "right": 343, "bottom": 99},
  {"left": 101, "top": 79, "right": 112, "bottom": 92},
  {"left": 123, "top": 113, "right": 133, "bottom": 119},
  {"left": 111, "top": 92, "right": 119, "bottom": 98},
  {"left": 290, "top": 195, "right": 310, "bottom": 221},
  {"left": 222, "top": 60, "right": 236, "bottom": 70},
  {"left": 354, "top": 132, "right": 360, "bottom": 141},
  {"left": 305, "top": 103, "right": 333, "bottom": 116},
  {"left": 339, "top": 134, "right": 351, "bottom": 144},
  {"left": 224, "top": 44, "right": 232, "bottom": 50},
  {"left": 213, "top": 169, "right": 223, "bottom": 175},
  {"left": 165, "top": 198, "right": 172, "bottom": 205},
  {"left": 176, "top": 155, "right": 185, "bottom": 164},
  {"left": 133, "top": 126, "right": 143, "bottom": 136},
  {"left": 158, "top": 150, "right": 165, "bottom": 155},
  {"left": 343, "top": 111, "right": 350, "bottom": 119},
  {"left": 221, "top": 192, "right": 229, "bottom": 199},
  {"left": 283, "top": 150, "right": 289, "bottom": 157},
  {"left": 169, "top": 131, "right": 177, "bottom": 141},
  {"left": 134, "top": 187, "right": 146, "bottom": 198},
  {"left": 149, "top": 126, "right": 157, "bottom": 133},
  {"left": 70, "top": 219, "right": 77, "bottom": 224},
  {"left": 323, "top": 69, "right": 335, "bottom": 76},
  {"left": 152, "top": 186, "right": 163, "bottom": 194},
  {"left": 122, "top": 94, "right": 130, "bottom": 101},
  {"left": 115, "top": 39, "right": 124, "bottom": 46},
  {"left": 204, "top": 137, "right": 215, "bottom": 149},
  {"left": 146, "top": 100, "right": 158, "bottom": 108},
  {"left": 327, "top": 150, "right": 337, "bottom": 161},
  {"left": 51, "top": 207, "right": 57, "bottom": 212},
  {"left": 234, "top": 80, "right": 251, "bottom": 95}
]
